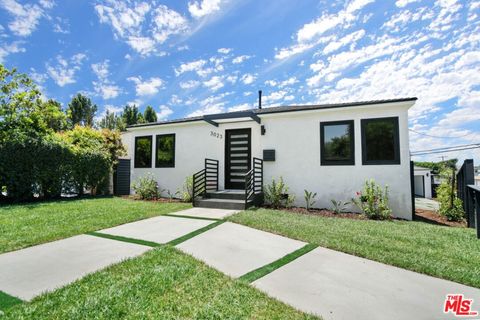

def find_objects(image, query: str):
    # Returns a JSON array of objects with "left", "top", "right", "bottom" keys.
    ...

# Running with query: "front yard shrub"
[
  {"left": 265, "top": 177, "right": 294, "bottom": 209},
  {"left": 180, "top": 176, "right": 193, "bottom": 202},
  {"left": 132, "top": 174, "right": 160, "bottom": 200},
  {"left": 330, "top": 199, "right": 350, "bottom": 214},
  {"left": 304, "top": 190, "right": 317, "bottom": 210},
  {"left": 353, "top": 179, "right": 392, "bottom": 220},
  {"left": 436, "top": 166, "right": 465, "bottom": 221}
]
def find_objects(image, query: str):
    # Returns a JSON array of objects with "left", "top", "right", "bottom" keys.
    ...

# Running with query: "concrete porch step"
[
  {"left": 206, "top": 190, "right": 246, "bottom": 201},
  {"left": 194, "top": 198, "right": 252, "bottom": 210}
]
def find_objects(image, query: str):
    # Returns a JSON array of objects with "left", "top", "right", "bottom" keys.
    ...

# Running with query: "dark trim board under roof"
[{"left": 127, "top": 97, "right": 417, "bottom": 129}]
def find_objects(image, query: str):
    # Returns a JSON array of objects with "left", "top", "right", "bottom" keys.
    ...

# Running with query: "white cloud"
[
  {"left": 275, "top": 0, "right": 374, "bottom": 60},
  {"left": 217, "top": 47, "right": 232, "bottom": 54},
  {"left": 156, "top": 105, "right": 173, "bottom": 120},
  {"left": 0, "top": 0, "right": 46, "bottom": 36},
  {"left": 180, "top": 80, "right": 200, "bottom": 89},
  {"left": 323, "top": 29, "right": 365, "bottom": 54},
  {"left": 232, "top": 54, "right": 251, "bottom": 64},
  {"left": 46, "top": 53, "right": 86, "bottom": 87},
  {"left": 128, "top": 76, "right": 164, "bottom": 96},
  {"left": 0, "top": 41, "right": 25, "bottom": 63},
  {"left": 95, "top": 1, "right": 188, "bottom": 55},
  {"left": 188, "top": 0, "right": 223, "bottom": 19},
  {"left": 395, "top": 0, "right": 420, "bottom": 7},
  {"left": 240, "top": 73, "right": 256, "bottom": 85},
  {"left": 91, "top": 60, "right": 121, "bottom": 99},
  {"left": 228, "top": 103, "right": 251, "bottom": 112},
  {"left": 203, "top": 75, "right": 224, "bottom": 91},
  {"left": 175, "top": 59, "right": 207, "bottom": 76}
]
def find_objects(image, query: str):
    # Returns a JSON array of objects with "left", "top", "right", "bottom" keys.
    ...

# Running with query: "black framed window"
[
  {"left": 361, "top": 117, "right": 400, "bottom": 165},
  {"left": 134, "top": 136, "right": 152, "bottom": 168},
  {"left": 155, "top": 134, "right": 175, "bottom": 168},
  {"left": 320, "top": 120, "right": 355, "bottom": 165}
]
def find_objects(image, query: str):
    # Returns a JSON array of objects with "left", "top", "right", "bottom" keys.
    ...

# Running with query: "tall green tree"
[
  {"left": 122, "top": 104, "right": 144, "bottom": 126},
  {"left": 98, "top": 109, "right": 125, "bottom": 131},
  {"left": 66, "top": 93, "right": 98, "bottom": 127},
  {"left": 0, "top": 65, "right": 48, "bottom": 142},
  {"left": 41, "top": 99, "right": 68, "bottom": 132},
  {"left": 144, "top": 105, "right": 157, "bottom": 123}
]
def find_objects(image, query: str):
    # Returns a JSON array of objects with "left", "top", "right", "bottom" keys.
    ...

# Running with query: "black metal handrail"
[
  {"left": 244, "top": 157, "right": 263, "bottom": 207},
  {"left": 192, "top": 158, "right": 219, "bottom": 202},
  {"left": 466, "top": 185, "right": 480, "bottom": 239}
]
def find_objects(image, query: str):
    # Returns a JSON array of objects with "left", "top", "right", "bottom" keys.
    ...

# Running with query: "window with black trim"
[
  {"left": 155, "top": 134, "right": 175, "bottom": 168},
  {"left": 134, "top": 136, "right": 152, "bottom": 168},
  {"left": 361, "top": 117, "right": 400, "bottom": 165},
  {"left": 320, "top": 120, "right": 355, "bottom": 165}
]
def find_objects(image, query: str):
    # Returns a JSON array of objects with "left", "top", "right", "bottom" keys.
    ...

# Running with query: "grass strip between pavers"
[
  {"left": 0, "top": 291, "right": 22, "bottom": 311},
  {"left": 86, "top": 232, "right": 161, "bottom": 247},
  {"left": 167, "top": 221, "right": 225, "bottom": 246},
  {"left": 239, "top": 243, "right": 319, "bottom": 283},
  {"left": 164, "top": 214, "right": 221, "bottom": 221}
]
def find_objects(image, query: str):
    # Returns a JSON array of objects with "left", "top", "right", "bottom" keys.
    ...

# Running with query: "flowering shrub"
[
  {"left": 352, "top": 179, "right": 392, "bottom": 220},
  {"left": 132, "top": 174, "right": 160, "bottom": 200}
]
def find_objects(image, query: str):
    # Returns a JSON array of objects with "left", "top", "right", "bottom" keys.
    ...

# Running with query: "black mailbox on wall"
[{"left": 263, "top": 149, "right": 275, "bottom": 161}]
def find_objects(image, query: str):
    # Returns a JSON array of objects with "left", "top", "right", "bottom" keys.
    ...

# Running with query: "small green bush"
[
  {"left": 330, "top": 199, "right": 350, "bottom": 214},
  {"left": 265, "top": 177, "right": 294, "bottom": 209},
  {"left": 353, "top": 179, "right": 392, "bottom": 220},
  {"left": 304, "top": 190, "right": 317, "bottom": 210},
  {"left": 132, "top": 174, "right": 160, "bottom": 200},
  {"left": 436, "top": 166, "right": 465, "bottom": 222},
  {"left": 180, "top": 176, "right": 193, "bottom": 202}
]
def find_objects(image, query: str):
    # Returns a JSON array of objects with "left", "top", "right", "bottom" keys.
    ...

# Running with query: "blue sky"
[{"left": 1, "top": 0, "right": 479, "bottom": 163}]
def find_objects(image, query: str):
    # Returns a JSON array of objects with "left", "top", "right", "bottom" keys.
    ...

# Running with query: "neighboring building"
[
  {"left": 475, "top": 166, "right": 480, "bottom": 186},
  {"left": 121, "top": 97, "right": 417, "bottom": 220},
  {"left": 413, "top": 166, "right": 432, "bottom": 199}
]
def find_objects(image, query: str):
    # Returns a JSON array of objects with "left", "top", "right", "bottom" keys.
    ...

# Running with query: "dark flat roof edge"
[{"left": 126, "top": 97, "right": 417, "bottom": 129}]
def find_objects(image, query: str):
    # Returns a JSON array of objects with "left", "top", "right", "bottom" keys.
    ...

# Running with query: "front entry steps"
[{"left": 194, "top": 190, "right": 262, "bottom": 210}]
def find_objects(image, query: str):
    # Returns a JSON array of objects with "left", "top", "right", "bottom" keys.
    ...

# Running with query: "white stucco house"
[
  {"left": 413, "top": 166, "right": 432, "bottom": 199},
  {"left": 120, "top": 97, "right": 417, "bottom": 220}
]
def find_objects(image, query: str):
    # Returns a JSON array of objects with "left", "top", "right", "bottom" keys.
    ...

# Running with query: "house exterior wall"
[
  {"left": 123, "top": 101, "right": 414, "bottom": 220},
  {"left": 414, "top": 168, "right": 432, "bottom": 199}
]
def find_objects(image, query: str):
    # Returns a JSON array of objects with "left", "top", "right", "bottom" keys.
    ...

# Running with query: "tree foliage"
[
  {"left": 414, "top": 159, "right": 457, "bottom": 174},
  {"left": 144, "top": 105, "right": 157, "bottom": 123},
  {"left": 122, "top": 104, "right": 144, "bottom": 126},
  {"left": 0, "top": 64, "right": 126, "bottom": 202},
  {"left": 66, "top": 93, "right": 98, "bottom": 127},
  {"left": 98, "top": 109, "right": 125, "bottom": 131}
]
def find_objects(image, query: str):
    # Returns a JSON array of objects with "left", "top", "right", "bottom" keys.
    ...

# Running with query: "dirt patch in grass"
[{"left": 415, "top": 209, "right": 466, "bottom": 228}]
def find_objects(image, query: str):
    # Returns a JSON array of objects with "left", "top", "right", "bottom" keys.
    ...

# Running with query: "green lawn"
[
  {"left": 229, "top": 209, "right": 480, "bottom": 288},
  {"left": 4, "top": 246, "right": 317, "bottom": 319},
  {"left": 0, "top": 197, "right": 191, "bottom": 254}
]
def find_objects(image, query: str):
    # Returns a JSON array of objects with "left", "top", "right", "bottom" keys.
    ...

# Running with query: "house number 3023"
[{"left": 210, "top": 131, "right": 223, "bottom": 139}]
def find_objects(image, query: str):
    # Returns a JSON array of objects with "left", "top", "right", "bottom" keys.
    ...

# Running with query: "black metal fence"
[{"left": 456, "top": 159, "right": 479, "bottom": 238}]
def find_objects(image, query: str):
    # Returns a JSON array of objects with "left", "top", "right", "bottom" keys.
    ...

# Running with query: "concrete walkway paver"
[
  {"left": 171, "top": 207, "right": 239, "bottom": 219},
  {"left": 99, "top": 215, "right": 214, "bottom": 244},
  {"left": 0, "top": 235, "right": 150, "bottom": 300},
  {"left": 253, "top": 246, "right": 480, "bottom": 320},
  {"left": 416, "top": 197, "right": 440, "bottom": 211},
  {"left": 176, "top": 222, "right": 306, "bottom": 278}
]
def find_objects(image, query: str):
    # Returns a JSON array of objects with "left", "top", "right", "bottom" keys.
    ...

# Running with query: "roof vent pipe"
[{"left": 258, "top": 90, "right": 262, "bottom": 109}]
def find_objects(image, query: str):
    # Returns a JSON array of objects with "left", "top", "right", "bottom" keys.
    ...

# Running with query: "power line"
[
  {"left": 411, "top": 143, "right": 480, "bottom": 153},
  {"left": 409, "top": 129, "right": 474, "bottom": 139},
  {"left": 411, "top": 145, "right": 480, "bottom": 156}
]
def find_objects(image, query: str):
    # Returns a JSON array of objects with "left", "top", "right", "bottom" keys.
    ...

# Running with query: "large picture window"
[
  {"left": 361, "top": 117, "right": 400, "bottom": 165},
  {"left": 156, "top": 134, "right": 175, "bottom": 168},
  {"left": 320, "top": 120, "right": 355, "bottom": 165},
  {"left": 134, "top": 136, "right": 152, "bottom": 168}
]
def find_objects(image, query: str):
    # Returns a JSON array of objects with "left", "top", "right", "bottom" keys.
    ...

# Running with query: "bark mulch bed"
[
  {"left": 267, "top": 206, "right": 368, "bottom": 220},
  {"left": 414, "top": 209, "right": 466, "bottom": 228},
  {"left": 122, "top": 195, "right": 184, "bottom": 203}
]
